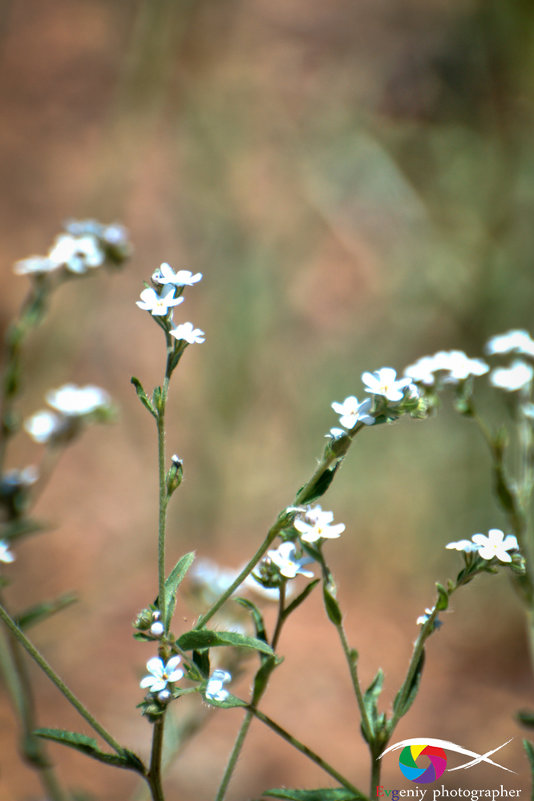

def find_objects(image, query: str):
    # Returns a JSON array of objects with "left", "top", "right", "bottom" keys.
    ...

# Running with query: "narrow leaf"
[
  {"left": 322, "top": 583, "right": 342, "bottom": 625},
  {"left": 518, "top": 711, "right": 534, "bottom": 729},
  {"left": 234, "top": 597, "right": 268, "bottom": 643},
  {"left": 16, "top": 593, "right": 77, "bottom": 630},
  {"left": 296, "top": 464, "right": 339, "bottom": 505},
  {"left": 164, "top": 552, "right": 195, "bottom": 629},
  {"left": 435, "top": 583, "right": 449, "bottom": 612},
  {"left": 393, "top": 649, "right": 425, "bottom": 719},
  {"left": 263, "top": 788, "right": 366, "bottom": 800},
  {"left": 253, "top": 654, "right": 282, "bottom": 704},
  {"left": 130, "top": 376, "right": 156, "bottom": 417},
  {"left": 283, "top": 579, "right": 320, "bottom": 618},
  {"left": 177, "top": 629, "right": 274, "bottom": 656},
  {"left": 523, "top": 739, "right": 534, "bottom": 798},
  {"left": 34, "top": 728, "right": 144, "bottom": 773}
]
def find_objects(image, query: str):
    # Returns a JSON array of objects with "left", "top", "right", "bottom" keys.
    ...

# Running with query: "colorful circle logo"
[{"left": 398, "top": 744, "right": 447, "bottom": 783}]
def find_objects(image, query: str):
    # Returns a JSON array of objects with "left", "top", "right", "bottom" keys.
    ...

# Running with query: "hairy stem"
[{"left": 0, "top": 604, "right": 125, "bottom": 755}]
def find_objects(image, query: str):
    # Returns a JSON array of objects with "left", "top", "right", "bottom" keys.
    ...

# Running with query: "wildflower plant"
[{"left": 0, "top": 227, "right": 533, "bottom": 800}]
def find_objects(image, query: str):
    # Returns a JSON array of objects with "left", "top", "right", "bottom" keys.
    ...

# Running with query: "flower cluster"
[
  {"left": 446, "top": 528, "right": 519, "bottom": 563},
  {"left": 331, "top": 366, "right": 423, "bottom": 433},
  {"left": 404, "top": 350, "right": 489, "bottom": 388},
  {"left": 484, "top": 330, "right": 534, "bottom": 394},
  {"left": 137, "top": 263, "right": 205, "bottom": 345},
  {"left": 24, "top": 384, "right": 113, "bottom": 445},
  {"left": 13, "top": 219, "right": 130, "bottom": 278}
]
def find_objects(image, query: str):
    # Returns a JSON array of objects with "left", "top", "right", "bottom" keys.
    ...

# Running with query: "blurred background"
[{"left": 0, "top": 0, "right": 533, "bottom": 798}]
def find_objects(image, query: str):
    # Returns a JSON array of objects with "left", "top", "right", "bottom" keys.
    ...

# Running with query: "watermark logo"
[
  {"left": 380, "top": 738, "right": 516, "bottom": 783},
  {"left": 398, "top": 743, "right": 447, "bottom": 783}
]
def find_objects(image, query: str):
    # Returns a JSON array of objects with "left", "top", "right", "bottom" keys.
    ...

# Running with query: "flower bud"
[
  {"left": 166, "top": 455, "right": 183, "bottom": 496},
  {"left": 133, "top": 608, "right": 153, "bottom": 631}
]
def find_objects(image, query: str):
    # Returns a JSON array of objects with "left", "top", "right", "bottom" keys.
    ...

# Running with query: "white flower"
[
  {"left": 140, "top": 656, "right": 183, "bottom": 692},
  {"left": 267, "top": 542, "right": 314, "bottom": 579},
  {"left": 46, "top": 384, "right": 110, "bottom": 416},
  {"left": 48, "top": 234, "right": 105, "bottom": 274},
  {"left": 13, "top": 256, "right": 60, "bottom": 276},
  {"left": 433, "top": 350, "right": 489, "bottom": 383},
  {"left": 169, "top": 322, "right": 206, "bottom": 344},
  {"left": 23, "top": 410, "right": 65, "bottom": 444},
  {"left": 362, "top": 367, "right": 413, "bottom": 402},
  {"left": 325, "top": 427, "right": 347, "bottom": 439},
  {"left": 136, "top": 285, "right": 184, "bottom": 316},
  {"left": 152, "top": 263, "right": 202, "bottom": 286},
  {"left": 485, "top": 330, "right": 534, "bottom": 358},
  {"left": 294, "top": 506, "right": 345, "bottom": 543},
  {"left": 490, "top": 360, "right": 534, "bottom": 392},
  {"left": 331, "top": 396, "right": 374, "bottom": 429},
  {"left": 205, "top": 669, "right": 232, "bottom": 702},
  {"left": 445, "top": 539, "right": 480, "bottom": 553},
  {"left": 0, "top": 540, "right": 15, "bottom": 563},
  {"left": 472, "top": 529, "right": 518, "bottom": 563},
  {"left": 404, "top": 356, "right": 438, "bottom": 386}
]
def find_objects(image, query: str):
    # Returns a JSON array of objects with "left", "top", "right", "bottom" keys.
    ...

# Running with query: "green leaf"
[
  {"left": 392, "top": 649, "right": 425, "bottom": 720},
  {"left": 296, "top": 463, "right": 340, "bottom": 505},
  {"left": 177, "top": 629, "right": 274, "bottom": 656},
  {"left": 34, "top": 729, "right": 144, "bottom": 773},
  {"left": 130, "top": 376, "right": 156, "bottom": 417},
  {"left": 252, "top": 654, "right": 283, "bottom": 704},
  {"left": 263, "top": 788, "right": 366, "bottom": 800},
  {"left": 204, "top": 692, "right": 248, "bottom": 709},
  {"left": 15, "top": 593, "right": 77, "bottom": 630},
  {"left": 518, "top": 711, "right": 534, "bottom": 729},
  {"left": 234, "top": 597, "right": 268, "bottom": 643},
  {"left": 523, "top": 739, "right": 534, "bottom": 800},
  {"left": 322, "top": 582, "right": 342, "bottom": 625},
  {"left": 164, "top": 552, "right": 195, "bottom": 629},
  {"left": 435, "top": 583, "right": 449, "bottom": 612},
  {"left": 283, "top": 579, "right": 320, "bottom": 618}
]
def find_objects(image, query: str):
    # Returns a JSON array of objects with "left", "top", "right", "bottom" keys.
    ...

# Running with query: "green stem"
[
  {"left": 336, "top": 622, "right": 373, "bottom": 745},
  {"left": 250, "top": 706, "right": 362, "bottom": 795},
  {"left": 0, "top": 604, "right": 125, "bottom": 755},
  {"left": 147, "top": 717, "right": 166, "bottom": 801},
  {"left": 0, "top": 623, "right": 70, "bottom": 801},
  {"left": 215, "top": 708, "right": 254, "bottom": 801},
  {"left": 198, "top": 424, "right": 365, "bottom": 630},
  {"left": 271, "top": 581, "right": 286, "bottom": 651},
  {"left": 195, "top": 521, "right": 282, "bottom": 629},
  {"left": 157, "top": 377, "right": 169, "bottom": 626}
]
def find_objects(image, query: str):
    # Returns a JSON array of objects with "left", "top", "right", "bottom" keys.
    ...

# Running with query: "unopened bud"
[{"left": 166, "top": 455, "right": 183, "bottom": 496}]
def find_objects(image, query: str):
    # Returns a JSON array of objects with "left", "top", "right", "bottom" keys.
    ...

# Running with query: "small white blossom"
[
  {"left": 267, "top": 542, "right": 314, "bottom": 579},
  {"left": 205, "top": 669, "right": 232, "bottom": 702},
  {"left": 446, "top": 529, "right": 518, "bottom": 563},
  {"left": 48, "top": 234, "right": 105, "bottom": 274},
  {"left": 325, "top": 427, "right": 347, "bottom": 440},
  {"left": 433, "top": 350, "right": 489, "bottom": 383},
  {"left": 0, "top": 540, "right": 15, "bottom": 563},
  {"left": 46, "top": 384, "right": 110, "bottom": 416},
  {"left": 472, "top": 529, "right": 518, "bottom": 563},
  {"left": 23, "top": 410, "right": 65, "bottom": 444},
  {"left": 294, "top": 506, "right": 345, "bottom": 543},
  {"left": 140, "top": 656, "right": 183, "bottom": 692},
  {"left": 485, "top": 330, "right": 534, "bottom": 358},
  {"left": 416, "top": 607, "right": 442, "bottom": 629},
  {"left": 331, "top": 396, "right": 374, "bottom": 429},
  {"left": 362, "top": 367, "right": 413, "bottom": 402},
  {"left": 170, "top": 322, "right": 206, "bottom": 344},
  {"left": 13, "top": 256, "right": 60, "bottom": 276},
  {"left": 136, "top": 285, "right": 184, "bottom": 316},
  {"left": 152, "top": 263, "right": 202, "bottom": 286},
  {"left": 490, "top": 360, "right": 534, "bottom": 392},
  {"left": 404, "top": 356, "right": 439, "bottom": 386},
  {"left": 445, "top": 539, "right": 480, "bottom": 553}
]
